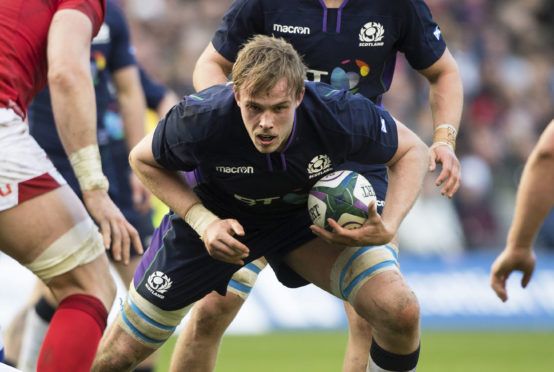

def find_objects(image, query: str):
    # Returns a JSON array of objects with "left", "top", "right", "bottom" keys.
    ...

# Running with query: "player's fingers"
[
  {"left": 490, "top": 274, "right": 508, "bottom": 302},
  {"left": 521, "top": 270, "right": 532, "bottom": 288},
  {"left": 127, "top": 222, "right": 143, "bottom": 255},
  {"left": 98, "top": 219, "right": 111, "bottom": 250},
  {"left": 210, "top": 242, "right": 245, "bottom": 265},
  {"left": 428, "top": 150, "right": 437, "bottom": 172},
  {"left": 229, "top": 219, "right": 245, "bottom": 237},
  {"left": 111, "top": 219, "right": 124, "bottom": 261}
]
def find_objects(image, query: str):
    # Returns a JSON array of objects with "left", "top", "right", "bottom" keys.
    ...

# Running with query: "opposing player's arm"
[
  {"left": 192, "top": 42, "right": 234, "bottom": 92},
  {"left": 490, "top": 120, "right": 554, "bottom": 301},
  {"left": 47, "top": 9, "right": 97, "bottom": 154},
  {"left": 47, "top": 9, "right": 142, "bottom": 261},
  {"left": 418, "top": 47, "right": 463, "bottom": 197},
  {"left": 129, "top": 132, "right": 249, "bottom": 264}
]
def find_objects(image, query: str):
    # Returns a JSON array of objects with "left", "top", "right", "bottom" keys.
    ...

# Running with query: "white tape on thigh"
[
  {"left": 24, "top": 218, "right": 104, "bottom": 283},
  {"left": 227, "top": 258, "right": 268, "bottom": 300},
  {"left": 330, "top": 244, "right": 399, "bottom": 304},
  {"left": 118, "top": 283, "right": 191, "bottom": 349}
]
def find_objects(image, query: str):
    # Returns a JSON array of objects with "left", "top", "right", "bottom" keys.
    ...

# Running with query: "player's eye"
[{"left": 247, "top": 104, "right": 262, "bottom": 113}]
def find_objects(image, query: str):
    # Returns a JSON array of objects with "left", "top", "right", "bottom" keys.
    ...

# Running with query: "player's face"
[{"left": 235, "top": 78, "right": 304, "bottom": 153}]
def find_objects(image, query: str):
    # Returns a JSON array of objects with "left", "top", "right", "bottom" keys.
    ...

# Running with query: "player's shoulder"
[{"left": 167, "top": 84, "right": 236, "bottom": 137}]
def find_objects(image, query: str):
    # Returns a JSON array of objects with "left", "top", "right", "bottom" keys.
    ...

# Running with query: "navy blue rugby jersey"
[
  {"left": 29, "top": 0, "right": 136, "bottom": 153},
  {"left": 152, "top": 82, "right": 398, "bottom": 225},
  {"left": 212, "top": 0, "right": 446, "bottom": 103}
]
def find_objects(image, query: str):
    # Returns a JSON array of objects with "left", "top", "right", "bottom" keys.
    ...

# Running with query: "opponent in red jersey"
[{"left": 0, "top": 1, "right": 142, "bottom": 371}]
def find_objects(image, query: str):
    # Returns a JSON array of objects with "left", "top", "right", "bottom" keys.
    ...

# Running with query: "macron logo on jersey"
[
  {"left": 273, "top": 23, "right": 310, "bottom": 35},
  {"left": 216, "top": 166, "right": 254, "bottom": 174},
  {"left": 380, "top": 117, "right": 387, "bottom": 133}
]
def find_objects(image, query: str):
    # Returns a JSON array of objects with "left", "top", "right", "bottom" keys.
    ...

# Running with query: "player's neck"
[{"left": 323, "top": 0, "right": 345, "bottom": 9}]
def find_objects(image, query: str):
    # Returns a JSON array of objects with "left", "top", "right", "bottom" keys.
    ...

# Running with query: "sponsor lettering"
[
  {"left": 216, "top": 166, "right": 254, "bottom": 174},
  {"left": 0, "top": 185, "right": 12, "bottom": 197},
  {"left": 273, "top": 24, "right": 310, "bottom": 35},
  {"left": 234, "top": 194, "right": 280, "bottom": 206}
]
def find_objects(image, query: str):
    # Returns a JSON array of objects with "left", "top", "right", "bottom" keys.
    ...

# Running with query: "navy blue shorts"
[{"left": 131, "top": 166, "right": 388, "bottom": 311}]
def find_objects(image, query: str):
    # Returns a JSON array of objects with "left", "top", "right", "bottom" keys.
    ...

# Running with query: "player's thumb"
[{"left": 367, "top": 199, "right": 378, "bottom": 217}]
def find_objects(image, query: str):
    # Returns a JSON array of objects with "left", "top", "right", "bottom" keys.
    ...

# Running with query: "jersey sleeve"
[
  {"left": 139, "top": 66, "right": 168, "bottom": 110},
  {"left": 211, "top": 0, "right": 265, "bottom": 62},
  {"left": 396, "top": 0, "right": 446, "bottom": 70},
  {"left": 151, "top": 101, "right": 199, "bottom": 172},
  {"left": 59, "top": 0, "right": 106, "bottom": 37},
  {"left": 106, "top": 2, "right": 136, "bottom": 72}
]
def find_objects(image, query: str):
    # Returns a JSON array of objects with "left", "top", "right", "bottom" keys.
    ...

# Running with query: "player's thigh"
[
  {"left": 0, "top": 185, "right": 89, "bottom": 263},
  {"left": 283, "top": 237, "right": 343, "bottom": 293}
]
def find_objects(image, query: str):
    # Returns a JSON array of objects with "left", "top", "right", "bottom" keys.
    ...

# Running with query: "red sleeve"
[{"left": 58, "top": 0, "right": 106, "bottom": 37}]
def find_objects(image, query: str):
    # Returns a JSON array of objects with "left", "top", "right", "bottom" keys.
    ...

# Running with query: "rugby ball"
[{"left": 308, "top": 170, "right": 376, "bottom": 231}]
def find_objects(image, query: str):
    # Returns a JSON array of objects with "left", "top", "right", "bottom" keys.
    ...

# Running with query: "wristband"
[
  {"left": 184, "top": 203, "right": 220, "bottom": 240},
  {"left": 68, "top": 144, "right": 109, "bottom": 191},
  {"left": 432, "top": 124, "right": 457, "bottom": 151}
]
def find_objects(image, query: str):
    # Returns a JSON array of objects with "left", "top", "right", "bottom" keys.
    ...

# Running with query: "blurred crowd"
[{"left": 118, "top": 0, "right": 553, "bottom": 255}]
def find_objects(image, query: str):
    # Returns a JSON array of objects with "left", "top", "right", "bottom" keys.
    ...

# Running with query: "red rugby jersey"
[{"left": 0, "top": 0, "right": 105, "bottom": 117}]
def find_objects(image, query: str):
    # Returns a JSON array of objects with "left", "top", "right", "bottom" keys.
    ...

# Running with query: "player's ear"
[
  {"left": 295, "top": 87, "right": 305, "bottom": 107},
  {"left": 234, "top": 87, "right": 241, "bottom": 105}
]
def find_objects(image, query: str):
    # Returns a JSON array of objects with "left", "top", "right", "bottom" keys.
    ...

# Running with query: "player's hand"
[
  {"left": 310, "top": 201, "right": 394, "bottom": 247},
  {"left": 129, "top": 172, "right": 151, "bottom": 215},
  {"left": 428, "top": 143, "right": 461, "bottom": 198},
  {"left": 82, "top": 188, "right": 143, "bottom": 264},
  {"left": 490, "top": 246, "right": 536, "bottom": 302},
  {"left": 202, "top": 219, "right": 250, "bottom": 265}
]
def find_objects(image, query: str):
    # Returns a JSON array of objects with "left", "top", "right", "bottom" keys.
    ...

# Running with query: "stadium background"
[{"left": 1, "top": 0, "right": 553, "bottom": 370}]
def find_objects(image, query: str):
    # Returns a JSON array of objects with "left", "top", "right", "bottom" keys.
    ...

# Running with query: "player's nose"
[{"left": 259, "top": 111, "right": 274, "bottom": 128}]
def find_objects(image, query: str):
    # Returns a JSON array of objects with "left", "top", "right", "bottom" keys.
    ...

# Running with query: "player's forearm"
[
  {"left": 507, "top": 124, "right": 554, "bottom": 248},
  {"left": 422, "top": 49, "right": 463, "bottom": 135},
  {"left": 428, "top": 72, "right": 462, "bottom": 132},
  {"left": 49, "top": 67, "right": 98, "bottom": 153},
  {"left": 382, "top": 138, "right": 428, "bottom": 232},
  {"left": 114, "top": 67, "right": 147, "bottom": 151}
]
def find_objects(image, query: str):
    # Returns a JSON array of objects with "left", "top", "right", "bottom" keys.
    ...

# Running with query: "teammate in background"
[
  {"left": 1, "top": 3, "right": 179, "bottom": 370},
  {"left": 0, "top": 1, "right": 142, "bottom": 371},
  {"left": 91, "top": 34, "right": 428, "bottom": 372},
  {"left": 179, "top": 0, "right": 463, "bottom": 370},
  {"left": 490, "top": 119, "right": 554, "bottom": 302}
]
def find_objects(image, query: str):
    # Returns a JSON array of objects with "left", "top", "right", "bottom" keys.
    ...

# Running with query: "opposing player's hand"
[
  {"left": 490, "top": 246, "right": 536, "bottom": 302},
  {"left": 428, "top": 143, "right": 461, "bottom": 198},
  {"left": 202, "top": 219, "right": 250, "bottom": 265},
  {"left": 82, "top": 189, "right": 143, "bottom": 264},
  {"left": 310, "top": 201, "right": 394, "bottom": 247},
  {"left": 129, "top": 172, "right": 151, "bottom": 215}
]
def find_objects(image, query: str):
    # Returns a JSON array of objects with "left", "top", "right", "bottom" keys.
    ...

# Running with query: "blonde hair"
[{"left": 232, "top": 35, "right": 306, "bottom": 99}]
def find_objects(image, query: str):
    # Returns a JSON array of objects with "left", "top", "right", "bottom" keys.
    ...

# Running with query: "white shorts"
[{"left": 0, "top": 108, "right": 66, "bottom": 211}]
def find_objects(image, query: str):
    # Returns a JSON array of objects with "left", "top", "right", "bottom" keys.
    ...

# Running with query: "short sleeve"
[
  {"left": 59, "top": 0, "right": 106, "bottom": 36},
  {"left": 396, "top": 0, "right": 446, "bottom": 70},
  {"left": 211, "top": 0, "right": 265, "bottom": 62}
]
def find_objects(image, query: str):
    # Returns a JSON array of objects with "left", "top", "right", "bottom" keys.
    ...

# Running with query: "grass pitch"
[{"left": 154, "top": 331, "right": 554, "bottom": 371}]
